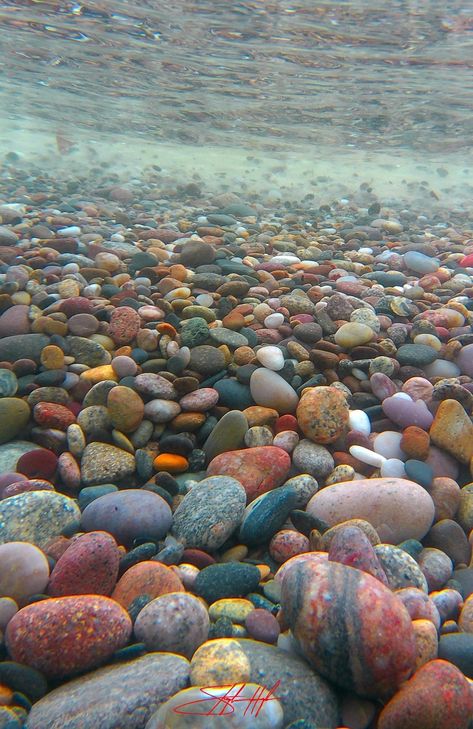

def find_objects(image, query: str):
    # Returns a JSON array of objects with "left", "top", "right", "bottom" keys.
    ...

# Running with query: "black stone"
[{"left": 194, "top": 562, "right": 261, "bottom": 603}]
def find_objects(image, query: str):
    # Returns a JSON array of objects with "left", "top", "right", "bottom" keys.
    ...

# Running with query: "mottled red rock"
[
  {"left": 328, "top": 525, "right": 389, "bottom": 585},
  {"left": 245, "top": 609, "right": 280, "bottom": 644},
  {"left": 0, "top": 305, "right": 30, "bottom": 337},
  {"left": 111, "top": 561, "right": 184, "bottom": 610},
  {"left": 207, "top": 446, "right": 291, "bottom": 502},
  {"left": 108, "top": 306, "right": 141, "bottom": 345},
  {"left": 280, "top": 560, "right": 416, "bottom": 699},
  {"left": 400, "top": 426, "right": 430, "bottom": 460},
  {"left": 5, "top": 595, "right": 131, "bottom": 678},
  {"left": 377, "top": 659, "right": 473, "bottom": 729},
  {"left": 269, "top": 529, "right": 310, "bottom": 563},
  {"left": 59, "top": 297, "right": 94, "bottom": 317},
  {"left": 47, "top": 531, "right": 120, "bottom": 597},
  {"left": 296, "top": 386, "right": 349, "bottom": 444},
  {"left": 33, "top": 402, "right": 76, "bottom": 431}
]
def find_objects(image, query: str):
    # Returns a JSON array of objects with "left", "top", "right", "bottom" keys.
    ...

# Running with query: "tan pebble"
[
  {"left": 412, "top": 619, "right": 438, "bottom": 668},
  {"left": 221, "top": 545, "right": 249, "bottom": 563},
  {"left": 325, "top": 465, "right": 356, "bottom": 486},
  {"left": 190, "top": 638, "right": 251, "bottom": 686},
  {"left": 89, "top": 334, "right": 115, "bottom": 351},
  {"left": 242, "top": 406, "right": 278, "bottom": 428},
  {"left": 58, "top": 280, "right": 81, "bottom": 298},
  {"left": 209, "top": 599, "right": 254, "bottom": 624},
  {"left": 40, "top": 345, "right": 65, "bottom": 370},
  {"left": 80, "top": 365, "right": 118, "bottom": 385}
]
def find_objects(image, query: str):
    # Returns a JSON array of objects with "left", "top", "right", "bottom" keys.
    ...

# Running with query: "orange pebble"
[
  {"left": 0, "top": 684, "right": 13, "bottom": 705},
  {"left": 157, "top": 322, "right": 177, "bottom": 337},
  {"left": 115, "top": 346, "right": 132, "bottom": 357},
  {"left": 169, "top": 264, "right": 188, "bottom": 282},
  {"left": 154, "top": 453, "right": 189, "bottom": 473}
]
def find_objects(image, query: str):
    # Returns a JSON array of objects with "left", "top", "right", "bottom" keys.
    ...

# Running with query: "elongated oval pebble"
[
  {"left": 349, "top": 445, "right": 385, "bottom": 467},
  {"left": 256, "top": 346, "right": 285, "bottom": 371}
]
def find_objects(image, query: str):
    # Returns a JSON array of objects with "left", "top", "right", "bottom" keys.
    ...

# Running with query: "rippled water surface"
[{"left": 1, "top": 0, "right": 473, "bottom": 154}]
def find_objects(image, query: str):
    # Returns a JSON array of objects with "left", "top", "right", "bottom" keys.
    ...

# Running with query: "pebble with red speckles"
[
  {"left": 108, "top": 306, "right": 141, "bottom": 345},
  {"left": 47, "top": 531, "right": 120, "bottom": 597},
  {"left": 5, "top": 595, "right": 132, "bottom": 678},
  {"left": 269, "top": 529, "right": 310, "bottom": 563}
]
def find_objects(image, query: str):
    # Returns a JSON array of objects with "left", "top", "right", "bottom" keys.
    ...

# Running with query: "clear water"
[{"left": 1, "top": 0, "right": 473, "bottom": 203}]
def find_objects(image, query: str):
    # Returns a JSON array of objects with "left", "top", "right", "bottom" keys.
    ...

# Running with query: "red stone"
[
  {"left": 111, "top": 561, "right": 184, "bottom": 610},
  {"left": 181, "top": 549, "right": 216, "bottom": 569},
  {"left": 33, "top": 402, "right": 76, "bottom": 431},
  {"left": 328, "top": 525, "right": 389, "bottom": 586},
  {"left": 108, "top": 306, "right": 141, "bottom": 345},
  {"left": 59, "top": 297, "right": 94, "bottom": 317},
  {"left": 5, "top": 595, "right": 131, "bottom": 679},
  {"left": 16, "top": 449, "right": 58, "bottom": 480},
  {"left": 207, "top": 446, "right": 291, "bottom": 502},
  {"left": 274, "top": 414, "right": 298, "bottom": 434},
  {"left": 48, "top": 531, "right": 120, "bottom": 597},
  {"left": 377, "top": 659, "right": 473, "bottom": 729},
  {"left": 245, "top": 609, "right": 280, "bottom": 644},
  {"left": 280, "top": 560, "right": 416, "bottom": 699},
  {"left": 460, "top": 254, "right": 473, "bottom": 267}
]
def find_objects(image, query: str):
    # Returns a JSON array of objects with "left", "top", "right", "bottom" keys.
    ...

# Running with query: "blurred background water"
[{"left": 0, "top": 0, "right": 472, "bottom": 202}]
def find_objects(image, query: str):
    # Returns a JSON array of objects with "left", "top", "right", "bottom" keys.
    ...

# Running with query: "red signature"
[{"left": 172, "top": 681, "right": 281, "bottom": 717}]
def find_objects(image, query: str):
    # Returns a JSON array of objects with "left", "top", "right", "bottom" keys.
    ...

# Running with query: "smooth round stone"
[
  {"left": 334, "top": 322, "right": 374, "bottom": 348},
  {"left": 25, "top": 653, "right": 190, "bottom": 729},
  {"left": 47, "top": 531, "right": 120, "bottom": 598},
  {"left": 172, "top": 476, "right": 246, "bottom": 551},
  {"left": 112, "top": 561, "right": 184, "bottom": 610},
  {"left": 373, "top": 431, "right": 405, "bottom": 460},
  {"left": 189, "top": 346, "right": 226, "bottom": 375},
  {"left": 292, "top": 440, "right": 334, "bottom": 479},
  {"left": 348, "top": 410, "right": 371, "bottom": 436},
  {"left": 264, "top": 313, "right": 284, "bottom": 329},
  {"left": 283, "top": 474, "right": 319, "bottom": 507},
  {"left": 245, "top": 425, "right": 273, "bottom": 448},
  {"left": 207, "top": 446, "right": 291, "bottom": 502},
  {"left": 375, "top": 545, "right": 428, "bottom": 592},
  {"left": 0, "top": 597, "right": 18, "bottom": 630},
  {"left": 107, "top": 385, "right": 144, "bottom": 433},
  {"left": 134, "top": 373, "right": 176, "bottom": 400},
  {"left": 396, "top": 344, "right": 438, "bottom": 367},
  {"left": 297, "top": 386, "right": 349, "bottom": 445},
  {"left": 238, "top": 485, "right": 300, "bottom": 545},
  {"left": 270, "top": 529, "right": 310, "bottom": 563},
  {"left": 370, "top": 372, "right": 398, "bottom": 401},
  {"left": 80, "top": 442, "right": 135, "bottom": 485},
  {"left": 349, "top": 445, "right": 385, "bottom": 468},
  {"left": 418, "top": 548, "right": 453, "bottom": 592},
  {"left": 456, "top": 343, "right": 473, "bottom": 377},
  {"left": 67, "top": 313, "right": 99, "bottom": 337},
  {"left": 208, "top": 599, "right": 254, "bottom": 624},
  {"left": 281, "top": 560, "right": 416, "bottom": 699},
  {"left": 250, "top": 368, "right": 299, "bottom": 414},
  {"left": 148, "top": 683, "right": 284, "bottom": 728},
  {"left": 0, "top": 542, "right": 50, "bottom": 604},
  {"left": 214, "top": 379, "right": 253, "bottom": 410},
  {"left": 381, "top": 459, "right": 406, "bottom": 478},
  {"left": 307, "top": 477, "right": 435, "bottom": 543},
  {"left": 194, "top": 563, "right": 261, "bottom": 604},
  {"left": 0, "top": 399, "right": 31, "bottom": 444},
  {"left": 81, "top": 489, "right": 172, "bottom": 546},
  {"left": 273, "top": 430, "right": 299, "bottom": 453},
  {"left": 144, "top": 399, "right": 181, "bottom": 423},
  {"left": 378, "top": 658, "right": 472, "bottom": 729},
  {"left": 0, "top": 491, "right": 80, "bottom": 549},
  {"left": 111, "top": 355, "right": 138, "bottom": 378},
  {"left": 404, "top": 250, "right": 440, "bottom": 274},
  {"left": 382, "top": 396, "right": 433, "bottom": 430},
  {"left": 16, "top": 448, "right": 58, "bottom": 480},
  {"left": 6, "top": 596, "right": 132, "bottom": 679},
  {"left": 179, "top": 388, "right": 219, "bottom": 412},
  {"left": 256, "top": 346, "right": 285, "bottom": 371},
  {"left": 439, "top": 633, "right": 473, "bottom": 678},
  {"left": 135, "top": 592, "right": 209, "bottom": 658},
  {"left": 203, "top": 410, "right": 248, "bottom": 462},
  {"left": 245, "top": 609, "right": 280, "bottom": 644}
]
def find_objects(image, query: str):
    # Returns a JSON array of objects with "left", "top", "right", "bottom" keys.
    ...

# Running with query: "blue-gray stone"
[{"left": 238, "top": 486, "right": 300, "bottom": 545}]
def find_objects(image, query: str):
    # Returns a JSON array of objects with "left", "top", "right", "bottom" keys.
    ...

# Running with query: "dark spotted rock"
[{"left": 194, "top": 563, "right": 261, "bottom": 604}]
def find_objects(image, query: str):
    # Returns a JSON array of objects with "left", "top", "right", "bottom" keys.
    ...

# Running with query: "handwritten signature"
[{"left": 172, "top": 681, "right": 281, "bottom": 717}]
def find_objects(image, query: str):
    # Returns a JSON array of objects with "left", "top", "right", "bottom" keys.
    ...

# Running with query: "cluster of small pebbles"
[{"left": 1, "top": 168, "right": 473, "bottom": 728}]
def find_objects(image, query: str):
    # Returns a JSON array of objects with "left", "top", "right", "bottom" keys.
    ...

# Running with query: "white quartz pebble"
[
  {"left": 423, "top": 360, "right": 461, "bottom": 378},
  {"left": 381, "top": 458, "right": 406, "bottom": 478},
  {"left": 349, "top": 445, "right": 386, "bottom": 468},
  {"left": 373, "top": 431, "right": 405, "bottom": 460},
  {"left": 58, "top": 226, "right": 81, "bottom": 236},
  {"left": 348, "top": 410, "right": 371, "bottom": 436},
  {"left": 264, "top": 313, "right": 284, "bottom": 329},
  {"left": 256, "top": 346, "right": 285, "bottom": 371},
  {"left": 390, "top": 392, "right": 413, "bottom": 401}
]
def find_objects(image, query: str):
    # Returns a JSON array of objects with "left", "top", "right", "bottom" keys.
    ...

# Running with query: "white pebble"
[
  {"left": 195, "top": 294, "right": 214, "bottom": 307},
  {"left": 270, "top": 255, "right": 301, "bottom": 266},
  {"left": 351, "top": 368, "right": 369, "bottom": 381},
  {"left": 373, "top": 431, "right": 405, "bottom": 460},
  {"left": 111, "top": 233, "right": 125, "bottom": 242},
  {"left": 424, "top": 360, "right": 461, "bottom": 378},
  {"left": 264, "top": 313, "right": 284, "bottom": 329},
  {"left": 381, "top": 459, "right": 406, "bottom": 478},
  {"left": 57, "top": 226, "right": 81, "bottom": 236},
  {"left": 256, "top": 346, "right": 285, "bottom": 371},
  {"left": 348, "top": 410, "right": 371, "bottom": 436},
  {"left": 359, "top": 247, "right": 373, "bottom": 254},
  {"left": 390, "top": 392, "right": 412, "bottom": 401},
  {"left": 349, "top": 445, "right": 386, "bottom": 468}
]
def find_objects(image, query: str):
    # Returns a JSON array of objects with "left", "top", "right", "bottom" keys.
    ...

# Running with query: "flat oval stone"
[
  {"left": 375, "top": 544, "right": 428, "bottom": 592},
  {"left": 250, "top": 368, "right": 299, "bottom": 414},
  {"left": 307, "top": 478, "right": 435, "bottom": 543},
  {"left": 179, "top": 388, "right": 219, "bottom": 412},
  {"left": 81, "top": 489, "right": 172, "bottom": 546},
  {"left": 111, "top": 561, "right": 184, "bottom": 610},
  {"left": 396, "top": 344, "right": 438, "bottom": 367},
  {"left": 134, "top": 592, "right": 209, "bottom": 658},
  {"left": 297, "top": 386, "right": 349, "bottom": 444},
  {"left": 0, "top": 397, "right": 31, "bottom": 444},
  {"left": 5, "top": 596, "right": 132, "bottom": 679},
  {"left": 0, "top": 542, "right": 50, "bottom": 604},
  {"left": 107, "top": 386, "right": 144, "bottom": 433},
  {"left": 281, "top": 559, "right": 416, "bottom": 699},
  {"left": 25, "top": 651, "right": 189, "bottom": 729},
  {"left": 172, "top": 476, "right": 246, "bottom": 550},
  {"left": 80, "top": 442, "right": 135, "bottom": 485},
  {"left": 256, "top": 345, "right": 285, "bottom": 371},
  {"left": 0, "top": 491, "right": 80, "bottom": 549},
  {"left": 334, "top": 322, "right": 374, "bottom": 348},
  {"left": 238, "top": 485, "right": 300, "bottom": 545}
]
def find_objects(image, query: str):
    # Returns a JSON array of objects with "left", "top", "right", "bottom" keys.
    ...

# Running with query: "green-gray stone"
[
  {"left": 396, "top": 344, "right": 438, "bottom": 367},
  {"left": 214, "top": 379, "right": 253, "bottom": 410},
  {"left": 203, "top": 410, "right": 248, "bottom": 462},
  {"left": 78, "top": 484, "right": 118, "bottom": 511},
  {"left": 194, "top": 562, "right": 261, "bottom": 603},
  {"left": 179, "top": 317, "right": 209, "bottom": 348},
  {"left": 208, "top": 328, "right": 248, "bottom": 349},
  {"left": 239, "top": 486, "right": 300, "bottom": 545},
  {"left": 0, "top": 334, "right": 50, "bottom": 363},
  {"left": 0, "top": 369, "right": 18, "bottom": 397},
  {"left": 0, "top": 491, "right": 81, "bottom": 548},
  {"left": 68, "top": 336, "right": 111, "bottom": 367},
  {"left": 0, "top": 399, "right": 30, "bottom": 444}
]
